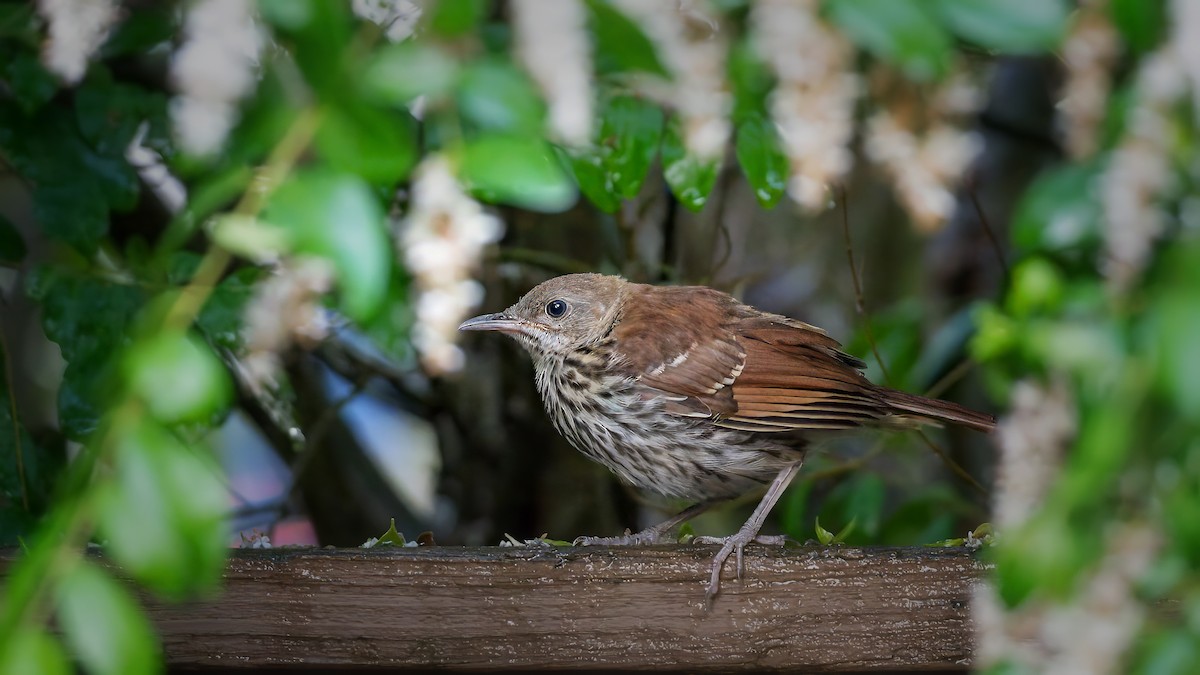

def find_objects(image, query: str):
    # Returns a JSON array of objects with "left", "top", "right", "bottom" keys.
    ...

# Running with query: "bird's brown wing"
[
  {"left": 716, "top": 316, "right": 892, "bottom": 432},
  {"left": 613, "top": 286, "right": 890, "bottom": 430}
]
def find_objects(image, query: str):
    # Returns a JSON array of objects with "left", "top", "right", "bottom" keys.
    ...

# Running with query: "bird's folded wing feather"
[{"left": 613, "top": 286, "right": 889, "bottom": 431}]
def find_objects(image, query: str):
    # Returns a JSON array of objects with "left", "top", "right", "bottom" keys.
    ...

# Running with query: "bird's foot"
[
  {"left": 693, "top": 532, "right": 791, "bottom": 609},
  {"left": 573, "top": 526, "right": 676, "bottom": 547}
]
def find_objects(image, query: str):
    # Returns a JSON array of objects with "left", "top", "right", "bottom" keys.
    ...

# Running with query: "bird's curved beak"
[{"left": 459, "top": 313, "right": 524, "bottom": 335}]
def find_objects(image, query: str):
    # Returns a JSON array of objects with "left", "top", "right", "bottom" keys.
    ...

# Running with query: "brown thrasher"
[{"left": 460, "top": 273, "right": 994, "bottom": 606}]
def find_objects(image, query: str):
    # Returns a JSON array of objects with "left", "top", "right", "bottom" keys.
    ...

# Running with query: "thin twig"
[
  {"left": 967, "top": 182, "right": 1009, "bottom": 280},
  {"left": 839, "top": 186, "right": 893, "bottom": 385},
  {"left": 922, "top": 359, "right": 974, "bottom": 401},
  {"left": 917, "top": 430, "right": 986, "bottom": 496},
  {"left": 0, "top": 327, "right": 27, "bottom": 510}
]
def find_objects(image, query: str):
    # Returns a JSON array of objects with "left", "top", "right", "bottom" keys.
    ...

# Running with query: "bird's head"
[{"left": 459, "top": 273, "right": 628, "bottom": 361}]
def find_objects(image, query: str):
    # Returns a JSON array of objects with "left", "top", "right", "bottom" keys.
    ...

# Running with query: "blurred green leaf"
[
  {"left": 263, "top": 170, "right": 393, "bottom": 321},
  {"left": 0, "top": 214, "right": 26, "bottom": 263},
  {"left": 457, "top": 59, "right": 546, "bottom": 136},
  {"left": 584, "top": 0, "right": 669, "bottom": 77},
  {"left": 0, "top": 627, "right": 71, "bottom": 675},
  {"left": 460, "top": 135, "right": 577, "bottom": 212},
  {"left": 735, "top": 114, "right": 788, "bottom": 209},
  {"left": 814, "top": 516, "right": 835, "bottom": 545},
  {"left": 879, "top": 487, "right": 965, "bottom": 545},
  {"left": 0, "top": 337, "right": 64, "bottom": 542},
  {"left": 0, "top": 4, "right": 37, "bottom": 42},
  {"left": 55, "top": 562, "right": 160, "bottom": 675},
  {"left": 1, "top": 50, "right": 57, "bottom": 114},
  {"left": 97, "top": 419, "right": 228, "bottom": 598},
  {"left": 316, "top": 103, "right": 417, "bottom": 184},
  {"left": 661, "top": 117, "right": 718, "bottom": 211},
  {"left": 826, "top": 0, "right": 952, "bottom": 81},
  {"left": 992, "top": 511, "right": 1096, "bottom": 606},
  {"left": 125, "top": 331, "right": 232, "bottom": 424},
  {"left": 1132, "top": 628, "right": 1200, "bottom": 675},
  {"left": 429, "top": 0, "right": 489, "bottom": 37},
  {"left": 561, "top": 148, "right": 621, "bottom": 213},
  {"left": 197, "top": 267, "right": 264, "bottom": 351},
  {"left": 729, "top": 39, "right": 774, "bottom": 123},
  {"left": 100, "top": 7, "right": 176, "bottom": 57},
  {"left": 34, "top": 274, "right": 144, "bottom": 439},
  {"left": 362, "top": 43, "right": 460, "bottom": 106},
  {"left": 1007, "top": 258, "right": 1065, "bottom": 318},
  {"left": 600, "top": 95, "right": 664, "bottom": 198},
  {"left": 934, "top": 0, "right": 1069, "bottom": 53},
  {"left": 823, "top": 474, "right": 886, "bottom": 542},
  {"left": 259, "top": 0, "right": 353, "bottom": 95},
  {"left": 1110, "top": 0, "right": 1166, "bottom": 54},
  {"left": 0, "top": 104, "right": 139, "bottom": 254},
  {"left": 1011, "top": 162, "right": 1103, "bottom": 256}
]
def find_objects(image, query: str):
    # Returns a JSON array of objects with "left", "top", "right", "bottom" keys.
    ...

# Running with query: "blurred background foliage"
[{"left": 0, "top": 0, "right": 1195, "bottom": 673}]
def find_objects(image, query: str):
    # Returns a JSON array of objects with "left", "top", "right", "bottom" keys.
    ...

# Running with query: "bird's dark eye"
[{"left": 545, "top": 299, "right": 568, "bottom": 318}]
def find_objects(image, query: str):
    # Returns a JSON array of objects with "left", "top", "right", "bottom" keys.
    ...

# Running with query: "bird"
[{"left": 459, "top": 273, "right": 995, "bottom": 606}]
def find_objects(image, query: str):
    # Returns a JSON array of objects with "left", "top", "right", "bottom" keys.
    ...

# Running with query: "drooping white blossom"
[
  {"left": 751, "top": 0, "right": 858, "bottom": 210},
  {"left": 1059, "top": 1, "right": 1120, "bottom": 158},
  {"left": 37, "top": 0, "right": 119, "bottom": 84},
  {"left": 511, "top": 0, "right": 593, "bottom": 146},
  {"left": 241, "top": 257, "right": 336, "bottom": 392},
  {"left": 170, "top": 0, "right": 263, "bottom": 156},
  {"left": 401, "top": 156, "right": 504, "bottom": 375},
  {"left": 613, "top": 0, "right": 731, "bottom": 160},
  {"left": 992, "top": 379, "right": 1076, "bottom": 530}
]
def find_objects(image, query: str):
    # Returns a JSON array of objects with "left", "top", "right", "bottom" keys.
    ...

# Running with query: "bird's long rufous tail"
[{"left": 879, "top": 389, "right": 996, "bottom": 433}]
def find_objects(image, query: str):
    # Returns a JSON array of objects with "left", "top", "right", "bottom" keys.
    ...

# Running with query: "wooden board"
[{"left": 138, "top": 545, "right": 983, "bottom": 671}]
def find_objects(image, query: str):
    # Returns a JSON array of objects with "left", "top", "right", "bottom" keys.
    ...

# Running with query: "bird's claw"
[
  {"left": 694, "top": 533, "right": 790, "bottom": 609},
  {"left": 573, "top": 527, "right": 671, "bottom": 547}
]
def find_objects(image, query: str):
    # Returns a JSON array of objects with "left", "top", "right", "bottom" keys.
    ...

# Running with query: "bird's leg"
[
  {"left": 695, "top": 460, "right": 804, "bottom": 609},
  {"left": 573, "top": 501, "right": 719, "bottom": 546}
]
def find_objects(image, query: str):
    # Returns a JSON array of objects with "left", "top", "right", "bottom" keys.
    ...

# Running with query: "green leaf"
[
  {"left": 125, "top": 331, "right": 232, "bottom": 424},
  {"left": 561, "top": 147, "right": 622, "bottom": 213},
  {"left": 814, "top": 516, "right": 835, "bottom": 545},
  {"left": 2, "top": 50, "right": 58, "bottom": 114},
  {"left": 661, "top": 117, "right": 718, "bottom": 212},
  {"left": 934, "top": 0, "right": 1070, "bottom": 54},
  {"left": 599, "top": 95, "right": 664, "bottom": 198},
  {"left": 460, "top": 136, "right": 577, "bottom": 212},
  {"left": 0, "top": 627, "right": 71, "bottom": 675},
  {"left": 315, "top": 103, "right": 417, "bottom": 185},
  {"left": 1011, "top": 162, "right": 1103, "bottom": 255},
  {"left": 456, "top": 59, "right": 546, "bottom": 136},
  {"left": 35, "top": 274, "right": 145, "bottom": 439},
  {"left": 367, "top": 517, "right": 407, "bottom": 547},
  {"left": 97, "top": 419, "right": 228, "bottom": 598},
  {"left": 428, "top": 0, "right": 489, "bottom": 37},
  {"left": 1110, "top": 0, "right": 1166, "bottom": 55},
  {"left": 735, "top": 115, "right": 788, "bottom": 209},
  {"left": 55, "top": 562, "right": 160, "bottom": 675},
  {"left": 361, "top": 43, "right": 460, "bottom": 106},
  {"left": 825, "top": 0, "right": 952, "bottom": 81},
  {"left": 197, "top": 267, "right": 264, "bottom": 351},
  {"left": 259, "top": 0, "right": 353, "bottom": 95},
  {"left": 100, "top": 7, "right": 176, "bottom": 57},
  {"left": 0, "top": 214, "right": 26, "bottom": 263},
  {"left": 262, "top": 170, "right": 393, "bottom": 321},
  {"left": 729, "top": 39, "right": 775, "bottom": 124},
  {"left": 584, "top": 0, "right": 669, "bottom": 77}
]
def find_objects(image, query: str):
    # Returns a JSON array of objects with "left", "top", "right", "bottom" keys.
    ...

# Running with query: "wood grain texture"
[{"left": 134, "top": 545, "right": 983, "bottom": 671}]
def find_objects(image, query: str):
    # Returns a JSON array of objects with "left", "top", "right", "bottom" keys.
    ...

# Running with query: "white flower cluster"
[
  {"left": 864, "top": 109, "right": 981, "bottom": 232},
  {"left": 1059, "top": 1, "right": 1120, "bottom": 159},
  {"left": 170, "top": 0, "right": 263, "bottom": 157},
  {"left": 36, "top": 0, "right": 118, "bottom": 84},
  {"left": 992, "top": 379, "right": 1076, "bottom": 530},
  {"left": 241, "top": 257, "right": 336, "bottom": 392},
  {"left": 974, "top": 524, "right": 1160, "bottom": 674},
  {"left": 1101, "top": 44, "right": 1189, "bottom": 292},
  {"left": 401, "top": 156, "right": 504, "bottom": 375},
  {"left": 352, "top": 0, "right": 423, "bottom": 43},
  {"left": 511, "top": 0, "right": 594, "bottom": 146},
  {"left": 613, "top": 0, "right": 731, "bottom": 161},
  {"left": 752, "top": 0, "right": 859, "bottom": 210}
]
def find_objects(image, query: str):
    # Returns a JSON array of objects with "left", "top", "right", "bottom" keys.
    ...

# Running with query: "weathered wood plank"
[{"left": 140, "top": 545, "right": 982, "bottom": 671}]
